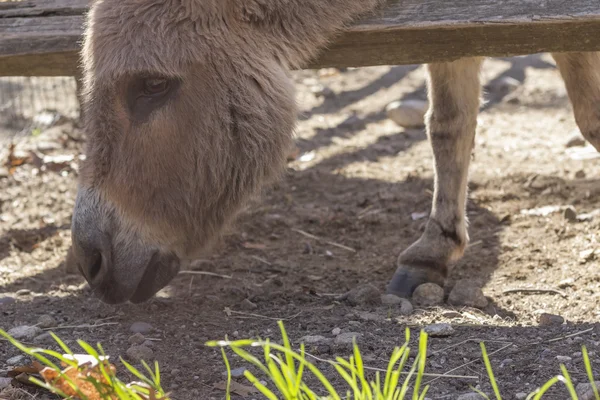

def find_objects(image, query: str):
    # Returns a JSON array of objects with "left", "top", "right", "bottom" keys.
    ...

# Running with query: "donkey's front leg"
[
  {"left": 387, "top": 57, "right": 484, "bottom": 297},
  {"left": 552, "top": 52, "right": 600, "bottom": 151}
]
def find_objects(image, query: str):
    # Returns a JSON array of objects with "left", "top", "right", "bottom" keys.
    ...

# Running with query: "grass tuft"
[{"left": 1, "top": 322, "right": 596, "bottom": 399}]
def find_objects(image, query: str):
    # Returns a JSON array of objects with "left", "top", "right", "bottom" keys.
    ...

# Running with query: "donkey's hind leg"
[
  {"left": 552, "top": 52, "right": 600, "bottom": 151},
  {"left": 387, "top": 57, "right": 484, "bottom": 297}
]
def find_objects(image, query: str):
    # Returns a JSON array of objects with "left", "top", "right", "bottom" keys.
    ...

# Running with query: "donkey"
[{"left": 69, "top": 0, "right": 600, "bottom": 304}]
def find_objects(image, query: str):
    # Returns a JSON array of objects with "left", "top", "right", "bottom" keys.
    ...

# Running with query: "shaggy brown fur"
[{"left": 70, "top": 0, "right": 600, "bottom": 303}]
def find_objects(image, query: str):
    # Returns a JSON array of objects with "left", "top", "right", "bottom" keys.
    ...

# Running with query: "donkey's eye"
[{"left": 142, "top": 78, "right": 169, "bottom": 96}]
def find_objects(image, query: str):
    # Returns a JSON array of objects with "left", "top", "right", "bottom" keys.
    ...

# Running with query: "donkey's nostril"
[{"left": 89, "top": 251, "right": 103, "bottom": 281}]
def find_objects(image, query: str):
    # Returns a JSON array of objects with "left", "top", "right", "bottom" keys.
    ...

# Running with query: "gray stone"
[
  {"left": 334, "top": 332, "right": 362, "bottom": 346},
  {"left": 0, "top": 296, "right": 15, "bottom": 306},
  {"left": 576, "top": 382, "right": 600, "bottom": 400},
  {"left": 346, "top": 284, "right": 381, "bottom": 306},
  {"left": 299, "top": 335, "right": 330, "bottom": 345},
  {"left": 448, "top": 280, "right": 488, "bottom": 309},
  {"left": 539, "top": 313, "right": 564, "bottom": 326},
  {"left": 33, "top": 333, "right": 54, "bottom": 344},
  {"left": 424, "top": 323, "right": 454, "bottom": 337},
  {"left": 0, "top": 377, "right": 11, "bottom": 390},
  {"left": 37, "top": 314, "right": 57, "bottom": 329},
  {"left": 397, "top": 298, "right": 414, "bottom": 316},
  {"left": 8, "top": 325, "right": 43, "bottom": 341},
  {"left": 358, "top": 312, "right": 382, "bottom": 322},
  {"left": 239, "top": 298, "right": 258, "bottom": 311},
  {"left": 386, "top": 100, "right": 428, "bottom": 129},
  {"left": 332, "top": 327, "right": 341, "bottom": 336},
  {"left": 126, "top": 345, "right": 154, "bottom": 362},
  {"left": 564, "top": 206, "right": 578, "bottom": 222},
  {"left": 566, "top": 134, "right": 587, "bottom": 148},
  {"left": 6, "top": 355, "right": 25, "bottom": 366},
  {"left": 128, "top": 333, "right": 146, "bottom": 345},
  {"left": 130, "top": 322, "right": 154, "bottom": 334},
  {"left": 412, "top": 283, "right": 444, "bottom": 307},
  {"left": 381, "top": 294, "right": 404, "bottom": 305},
  {"left": 16, "top": 289, "right": 31, "bottom": 296},
  {"left": 515, "top": 393, "right": 528, "bottom": 400},
  {"left": 556, "top": 355, "right": 572, "bottom": 363}
]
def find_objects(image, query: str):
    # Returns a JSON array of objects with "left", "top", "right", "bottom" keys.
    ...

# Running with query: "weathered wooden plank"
[
  {"left": 1, "top": 0, "right": 600, "bottom": 76},
  {"left": 0, "top": 0, "right": 88, "bottom": 18}
]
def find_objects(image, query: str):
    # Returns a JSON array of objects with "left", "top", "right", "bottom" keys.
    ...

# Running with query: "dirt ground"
[{"left": 1, "top": 54, "right": 600, "bottom": 399}]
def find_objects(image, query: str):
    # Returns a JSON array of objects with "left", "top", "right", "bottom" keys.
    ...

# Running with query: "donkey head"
[{"left": 70, "top": 0, "right": 296, "bottom": 303}]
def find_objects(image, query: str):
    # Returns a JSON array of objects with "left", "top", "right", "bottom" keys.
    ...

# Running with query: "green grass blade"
[
  {"left": 559, "top": 365, "right": 579, "bottom": 400},
  {"left": 244, "top": 370, "right": 279, "bottom": 400},
  {"left": 583, "top": 346, "right": 600, "bottom": 400},
  {"left": 531, "top": 376, "right": 560, "bottom": 400},
  {"left": 480, "top": 342, "right": 502, "bottom": 400},
  {"left": 412, "top": 330, "right": 428, "bottom": 400},
  {"left": 220, "top": 348, "right": 232, "bottom": 400},
  {"left": 49, "top": 332, "right": 75, "bottom": 357},
  {"left": 120, "top": 357, "right": 156, "bottom": 388}
]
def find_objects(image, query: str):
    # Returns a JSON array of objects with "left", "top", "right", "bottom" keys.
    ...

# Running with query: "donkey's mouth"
[{"left": 128, "top": 251, "right": 181, "bottom": 304}]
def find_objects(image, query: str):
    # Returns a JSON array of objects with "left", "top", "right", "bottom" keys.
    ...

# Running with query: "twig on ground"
[
  {"left": 179, "top": 271, "right": 233, "bottom": 279},
  {"left": 502, "top": 288, "right": 567, "bottom": 298},
  {"left": 425, "top": 343, "right": 513, "bottom": 385},
  {"left": 292, "top": 228, "right": 356, "bottom": 253},
  {"left": 544, "top": 327, "right": 594, "bottom": 344},
  {"left": 249, "top": 255, "right": 272, "bottom": 266},
  {"left": 46, "top": 322, "right": 119, "bottom": 331},
  {"left": 224, "top": 308, "right": 302, "bottom": 321}
]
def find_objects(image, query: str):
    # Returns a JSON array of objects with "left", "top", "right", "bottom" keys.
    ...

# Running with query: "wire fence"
[{"left": 0, "top": 76, "right": 80, "bottom": 143}]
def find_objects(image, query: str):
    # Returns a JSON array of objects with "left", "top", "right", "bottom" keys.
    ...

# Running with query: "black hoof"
[{"left": 386, "top": 264, "right": 446, "bottom": 298}]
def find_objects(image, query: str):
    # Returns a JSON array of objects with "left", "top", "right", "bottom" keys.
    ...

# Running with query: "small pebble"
[
  {"left": 0, "top": 377, "right": 11, "bottom": 390},
  {"left": 128, "top": 333, "right": 146, "bottom": 345},
  {"left": 386, "top": 99, "right": 428, "bottom": 129},
  {"left": 334, "top": 332, "right": 362, "bottom": 346},
  {"left": 539, "top": 313, "right": 564, "bottom": 326},
  {"left": 142, "top": 340, "right": 154, "bottom": 348},
  {"left": 130, "top": 322, "right": 154, "bottom": 334},
  {"left": 300, "top": 335, "right": 330, "bottom": 345},
  {"left": 397, "top": 298, "right": 414, "bottom": 316},
  {"left": 575, "top": 170, "right": 587, "bottom": 179},
  {"left": 170, "top": 369, "right": 181, "bottom": 376},
  {"left": 566, "top": 134, "right": 587, "bottom": 148},
  {"left": 448, "top": 280, "right": 488, "bottom": 309},
  {"left": 126, "top": 345, "right": 154, "bottom": 362},
  {"left": 424, "top": 323, "right": 454, "bottom": 337},
  {"left": 16, "top": 289, "right": 31, "bottom": 296},
  {"left": 6, "top": 355, "right": 25, "bottom": 366},
  {"left": 228, "top": 367, "right": 247, "bottom": 378},
  {"left": 515, "top": 393, "right": 528, "bottom": 400},
  {"left": 381, "top": 294, "right": 403, "bottom": 305},
  {"left": 564, "top": 206, "right": 578, "bottom": 222},
  {"left": 412, "top": 283, "right": 444, "bottom": 306},
  {"left": 239, "top": 298, "right": 258, "bottom": 311},
  {"left": 332, "top": 327, "right": 341, "bottom": 336},
  {"left": 346, "top": 284, "right": 382, "bottom": 306},
  {"left": 33, "top": 333, "right": 54, "bottom": 344},
  {"left": 0, "top": 296, "right": 16, "bottom": 306},
  {"left": 8, "top": 325, "right": 43, "bottom": 341},
  {"left": 556, "top": 355, "right": 572, "bottom": 363},
  {"left": 576, "top": 382, "right": 600, "bottom": 400},
  {"left": 358, "top": 312, "right": 382, "bottom": 322},
  {"left": 442, "top": 311, "right": 462, "bottom": 318},
  {"left": 37, "top": 314, "right": 57, "bottom": 329}
]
